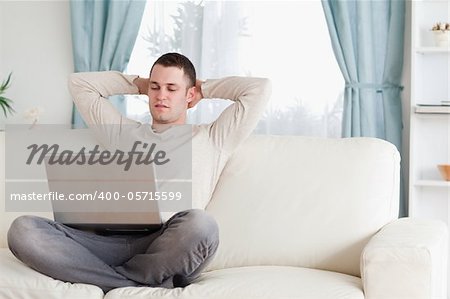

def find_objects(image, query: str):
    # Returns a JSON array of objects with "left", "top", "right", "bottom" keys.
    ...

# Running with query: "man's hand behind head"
[{"left": 133, "top": 77, "right": 149, "bottom": 95}]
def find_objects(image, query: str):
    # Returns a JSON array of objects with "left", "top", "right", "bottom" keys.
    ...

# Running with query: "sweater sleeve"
[
  {"left": 68, "top": 71, "right": 140, "bottom": 126},
  {"left": 201, "top": 76, "right": 271, "bottom": 153}
]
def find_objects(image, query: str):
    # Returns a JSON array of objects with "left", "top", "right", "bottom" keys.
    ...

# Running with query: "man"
[{"left": 7, "top": 53, "right": 271, "bottom": 292}]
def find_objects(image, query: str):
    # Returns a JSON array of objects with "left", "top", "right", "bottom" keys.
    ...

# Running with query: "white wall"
[{"left": 0, "top": 0, "right": 74, "bottom": 126}]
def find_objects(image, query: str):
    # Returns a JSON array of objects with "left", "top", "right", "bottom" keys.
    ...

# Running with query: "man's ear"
[{"left": 186, "top": 86, "right": 195, "bottom": 103}]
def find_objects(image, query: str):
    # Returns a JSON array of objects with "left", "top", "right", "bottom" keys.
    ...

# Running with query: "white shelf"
[
  {"left": 415, "top": 47, "right": 450, "bottom": 54},
  {"left": 414, "top": 112, "right": 450, "bottom": 120},
  {"left": 409, "top": 1, "right": 449, "bottom": 294},
  {"left": 415, "top": 180, "right": 450, "bottom": 187},
  {"left": 414, "top": 0, "right": 450, "bottom": 3},
  {"left": 415, "top": 105, "right": 450, "bottom": 114}
]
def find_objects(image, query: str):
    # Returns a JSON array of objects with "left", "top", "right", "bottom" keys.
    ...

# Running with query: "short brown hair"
[{"left": 150, "top": 53, "right": 196, "bottom": 88}]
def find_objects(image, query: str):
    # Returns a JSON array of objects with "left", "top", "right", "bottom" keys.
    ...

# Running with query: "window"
[{"left": 125, "top": 1, "right": 344, "bottom": 137}]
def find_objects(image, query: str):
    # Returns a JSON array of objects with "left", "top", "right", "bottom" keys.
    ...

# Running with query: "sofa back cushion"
[{"left": 205, "top": 135, "right": 400, "bottom": 277}]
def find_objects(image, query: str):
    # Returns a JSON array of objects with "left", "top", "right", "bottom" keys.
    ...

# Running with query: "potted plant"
[
  {"left": 431, "top": 22, "right": 450, "bottom": 47},
  {"left": 0, "top": 73, "right": 14, "bottom": 118}
]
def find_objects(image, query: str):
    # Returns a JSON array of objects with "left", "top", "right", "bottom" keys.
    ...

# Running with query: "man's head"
[{"left": 148, "top": 53, "right": 197, "bottom": 126}]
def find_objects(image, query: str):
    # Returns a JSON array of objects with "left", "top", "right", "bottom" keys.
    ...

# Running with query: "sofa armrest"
[{"left": 361, "top": 217, "right": 448, "bottom": 299}]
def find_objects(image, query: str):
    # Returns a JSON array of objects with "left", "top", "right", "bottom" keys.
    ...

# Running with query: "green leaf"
[
  {"left": 0, "top": 73, "right": 14, "bottom": 117},
  {"left": 0, "top": 73, "right": 12, "bottom": 93},
  {"left": 0, "top": 102, "right": 7, "bottom": 116}
]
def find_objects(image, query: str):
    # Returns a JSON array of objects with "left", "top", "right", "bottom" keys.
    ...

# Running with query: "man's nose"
[{"left": 155, "top": 89, "right": 166, "bottom": 100}]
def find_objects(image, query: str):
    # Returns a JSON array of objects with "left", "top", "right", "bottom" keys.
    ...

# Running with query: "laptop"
[{"left": 44, "top": 154, "right": 163, "bottom": 232}]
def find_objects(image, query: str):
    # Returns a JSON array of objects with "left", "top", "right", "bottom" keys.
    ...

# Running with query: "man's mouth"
[{"left": 154, "top": 104, "right": 169, "bottom": 109}]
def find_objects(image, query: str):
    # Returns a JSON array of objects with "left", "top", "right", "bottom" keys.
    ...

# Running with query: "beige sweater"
[{"left": 68, "top": 71, "right": 271, "bottom": 218}]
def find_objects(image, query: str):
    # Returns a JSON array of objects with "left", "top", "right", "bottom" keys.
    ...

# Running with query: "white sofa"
[{"left": 0, "top": 131, "right": 448, "bottom": 299}]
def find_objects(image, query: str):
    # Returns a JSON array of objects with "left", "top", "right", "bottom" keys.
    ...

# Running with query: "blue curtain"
[
  {"left": 322, "top": 0, "right": 406, "bottom": 216},
  {"left": 70, "top": 0, "right": 146, "bottom": 128}
]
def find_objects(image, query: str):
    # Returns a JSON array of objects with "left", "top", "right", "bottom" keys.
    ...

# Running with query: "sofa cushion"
[
  {"left": 0, "top": 248, "right": 104, "bottom": 299},
  {"left": 205, "top": 136, "right": 400, "bottom": 277},
  {"left": 105, "top": 266, "right": 364, "bottom": 299}
]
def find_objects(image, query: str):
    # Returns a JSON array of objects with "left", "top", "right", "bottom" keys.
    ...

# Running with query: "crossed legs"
[{"left": 7, "top": 209, "right": 219, "bottom": 293}]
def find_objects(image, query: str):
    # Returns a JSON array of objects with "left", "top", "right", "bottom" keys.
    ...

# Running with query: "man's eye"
[
  {"left": 150, "top": 86, "right": 159, "bottom": 90},
  {"left": 168, "top": 88, "right": 177, "bottom": 92}
]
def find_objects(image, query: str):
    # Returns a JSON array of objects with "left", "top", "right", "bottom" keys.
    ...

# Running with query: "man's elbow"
[
  {"left": 257, "top": 78, "right": 272, "bottom": 102},
  {"left": 68, "top": 73, "right": 82, "bottom": 93},
  {"left": 67, "top": 72, "right": 92, "bottom": 98}
]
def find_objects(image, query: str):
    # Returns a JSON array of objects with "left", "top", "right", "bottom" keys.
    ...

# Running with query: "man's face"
[{"left": 148, "top": 64, "right": 194, "bottom": 125}]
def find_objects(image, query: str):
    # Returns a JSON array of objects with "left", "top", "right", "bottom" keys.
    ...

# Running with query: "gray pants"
[{"left": 7, "top": 209, "right": 219, "bottom": 293}]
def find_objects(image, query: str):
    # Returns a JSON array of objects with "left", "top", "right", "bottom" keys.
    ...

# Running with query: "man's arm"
[
  {"left": 68, "top": 71, "right": 140, "bottom": 126},
  {"left": 201, "top": 76, "right": 272, "bottom": 153}
]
